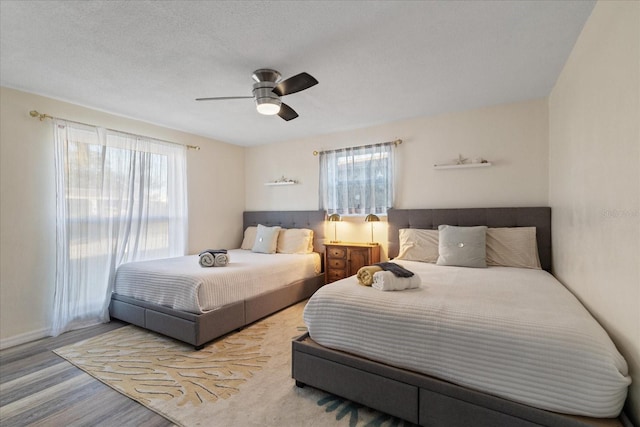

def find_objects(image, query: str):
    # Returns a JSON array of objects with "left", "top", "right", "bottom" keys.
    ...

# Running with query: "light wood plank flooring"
[{"left": 0, "top": 322, "right": 174, "bottom": 426}]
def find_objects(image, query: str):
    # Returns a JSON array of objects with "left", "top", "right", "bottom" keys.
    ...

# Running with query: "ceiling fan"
[{"left": 196, "top": 69, "right": 318, "bottom": 121}]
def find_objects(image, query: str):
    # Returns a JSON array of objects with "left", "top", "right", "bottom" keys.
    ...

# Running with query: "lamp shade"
[
  {"left": 364, "top": 214, "right": 380, "bottom": 223},
  {"left": 328, "top": 213, "right": 341, "bottom": 222}
]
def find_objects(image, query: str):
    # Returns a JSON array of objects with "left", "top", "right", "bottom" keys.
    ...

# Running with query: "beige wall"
[
  {"left": 245, "top": 98, "right": 549, "bottom": 257},
  {"left": 0, "top": 87, "right": 245, "bottom": 348},
  {"left": 549, "top": 1, "right": 640, "bottom": 423}
]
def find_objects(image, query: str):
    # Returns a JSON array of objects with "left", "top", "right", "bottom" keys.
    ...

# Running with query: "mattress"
[
  {"left": 114, "top": 249, "right": 321, "bottom": 314},
  {"left": 303, "top": 261, "right": 630, "bottom": 418}
]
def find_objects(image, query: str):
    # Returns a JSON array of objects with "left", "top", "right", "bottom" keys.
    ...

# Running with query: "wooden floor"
[{"left": 0, "top": 322, "right": 174, "bottom": 427}]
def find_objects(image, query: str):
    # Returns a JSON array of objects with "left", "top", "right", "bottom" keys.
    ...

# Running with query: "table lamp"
[
  {"left": 364, "top": 214, "right": 380, "bottom": 243},
  {"left": 328, "top": 213, "right": 341, "bottom": 242}
]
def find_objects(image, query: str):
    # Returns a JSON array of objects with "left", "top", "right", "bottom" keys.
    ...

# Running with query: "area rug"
[{"left": 53, "top": 301, "right": 415, "bottom": 427}]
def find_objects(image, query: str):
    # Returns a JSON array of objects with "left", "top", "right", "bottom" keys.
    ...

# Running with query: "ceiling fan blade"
[
  {"left": 278, "top": 103, "right": 299, "bottom": 121},
  {"left": 195, "top": 96, "right": 253, "bottom": 101},
  {"left": 272, "top": 72, "right": 318, "bottom": 97}
]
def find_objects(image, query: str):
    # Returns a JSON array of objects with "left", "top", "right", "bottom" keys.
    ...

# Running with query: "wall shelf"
[
  {"left": 434, "top": 162, "right": 492, "bottom": 170},
  {"left": 264, "top": 181, "right": 297, "bottom": 186}
]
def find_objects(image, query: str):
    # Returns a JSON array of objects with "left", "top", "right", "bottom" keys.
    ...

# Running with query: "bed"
[
  {"left": 292, "top": 207, "right": 630, "bottom": 427},
  {"left": 110, "top": 210, "right": 326, "bottom": 349}
]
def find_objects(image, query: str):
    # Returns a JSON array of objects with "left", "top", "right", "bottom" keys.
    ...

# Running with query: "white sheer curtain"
[
  {"left": 52, "top": 120, "right": 188, "bottom": 336},
  {"left": 319, "top": 142, "right": 395, "bottom": 215}
]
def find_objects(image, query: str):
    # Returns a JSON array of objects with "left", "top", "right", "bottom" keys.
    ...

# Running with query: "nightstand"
[{"left": 324, "top": 242, "right": 381, "bottom": 284}]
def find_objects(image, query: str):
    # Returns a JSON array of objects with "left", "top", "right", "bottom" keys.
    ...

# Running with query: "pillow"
[
  {"left": 251, "top": 225, "right": 281, "bottom": 254},
  {"left": 240, "top": 226, "right": 258, "bottom": 250},
  {"left": 436, "top": 225, "right": 487, "bottom": 268},
  {"left": 277, "top": 228, "right": 314, "bottom": 254},
  {"left": 395, "top": 229, "right": 439, "bottom": 263},
  {"left": 486, "top": 227, "right": 541, "bottom": 269}
]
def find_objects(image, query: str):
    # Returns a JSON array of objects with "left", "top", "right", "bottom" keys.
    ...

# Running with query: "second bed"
[{"left": 110, "top": 210, "right": 326, "bottom": 349}]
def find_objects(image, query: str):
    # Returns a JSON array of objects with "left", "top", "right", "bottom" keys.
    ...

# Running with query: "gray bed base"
[
  {"left": 292, "top": 334, "right": 621, "bottom": 427},
  {"left": 292, "top": 207, "right": 625, "bottom": 426},
  {"left": 109, "top": 210, "right": 327, "bottom": 349}
]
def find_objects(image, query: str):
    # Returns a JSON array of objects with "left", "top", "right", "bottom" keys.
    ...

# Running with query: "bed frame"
[
  {"left": 110, "top": 210, "right": 326, "bottom": 349},
  {"left": 293, "top": 207, "right": 625, "bottom": 427}
]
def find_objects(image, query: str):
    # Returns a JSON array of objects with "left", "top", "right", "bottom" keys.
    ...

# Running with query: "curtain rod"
[
  {"left": 312, "top": 139, "right": 402, "bottom": 156},
  {"left": 29, "top": 110, "right": 201, "bottom": 150}
]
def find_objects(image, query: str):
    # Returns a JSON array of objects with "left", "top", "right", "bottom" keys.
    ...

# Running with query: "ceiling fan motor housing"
[
  {"left": 252, "top": 69, "right": 281, "bottom": 83},
  {"left": 252, "top": 69, "right": 282, "bottom": 114}
]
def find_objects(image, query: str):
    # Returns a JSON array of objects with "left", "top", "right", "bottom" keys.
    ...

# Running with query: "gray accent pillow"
[
  {"left": 436, "top": 225, "right": 487, "bottom": 268},
  {"left": 252, "top": 224, "right": 281, "bottom": 254}
]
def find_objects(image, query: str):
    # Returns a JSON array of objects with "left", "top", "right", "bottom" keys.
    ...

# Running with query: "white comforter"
[
  {"left": 114, "top": 249, "right": 321, "bottom": 313},
  {"left": 303, "top": 262, "right": 630, "bottom": 418}
]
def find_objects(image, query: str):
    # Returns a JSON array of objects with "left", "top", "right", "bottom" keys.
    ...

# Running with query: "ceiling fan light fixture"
[
  {"left": 256, "top": 98, "right": 281, "bottom": 115},
  {"left": 253, "top": 80, "right": 281, "bottom": 115}
]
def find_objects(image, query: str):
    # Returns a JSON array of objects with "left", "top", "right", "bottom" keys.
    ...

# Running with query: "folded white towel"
[
  {"left": 213, "top": 252, "right": 229, "bottom": 267},
  {"left": 199, "top": 252, "right": 215, "bottom": 267},
  {"left": 372, "top": 270, "right": 421, "bottom": 291}
]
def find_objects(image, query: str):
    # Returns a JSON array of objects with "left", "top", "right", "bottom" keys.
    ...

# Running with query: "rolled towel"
[
  {"left": 356, "top": 265, "right": 383, "bottom": 286},
  {"left": 213, "top": 252, "right": 229, "bottom": 267},
  {"left": 199, "top": 252, "right": 215, "bottom": 267},
  {"left": 372, "top": 270, "right": 421, "bottom": 291}
]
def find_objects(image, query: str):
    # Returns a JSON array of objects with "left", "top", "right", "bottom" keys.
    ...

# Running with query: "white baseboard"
[{"left": 0, "top": 327, "right": 51, "bottom": 350}]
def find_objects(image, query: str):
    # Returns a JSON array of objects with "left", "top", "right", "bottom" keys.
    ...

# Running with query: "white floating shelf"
[
  {"left": 264, "top": 181, "right": 297, "bottom": 186},
  {"left": 434, "top": 162, "right": 492, "bottom": 170}
]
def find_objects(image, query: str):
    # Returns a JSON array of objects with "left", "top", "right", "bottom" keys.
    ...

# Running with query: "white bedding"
[
  {"left": 114, "top": 249, "right": 321, "bottom": 313},
  {"left": 303, "top": 261, "right": 630, "bottom": 418}
]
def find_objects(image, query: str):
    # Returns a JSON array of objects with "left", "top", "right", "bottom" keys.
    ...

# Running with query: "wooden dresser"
[{"left": 324, "top": 242, "right": 381, "bottom": 284}]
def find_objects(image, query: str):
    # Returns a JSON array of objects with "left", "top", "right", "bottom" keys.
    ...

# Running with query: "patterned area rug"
[{"left": 54, "top": 301, "right": 415, "bottom": 427}]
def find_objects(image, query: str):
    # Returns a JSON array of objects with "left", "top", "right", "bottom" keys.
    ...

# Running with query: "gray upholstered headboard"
[
  {"left": 243, "top": 210, "right": 327, "bottom": 254},
  {"left": 387, "top": 207, "right": 552, "bottom": 272}
]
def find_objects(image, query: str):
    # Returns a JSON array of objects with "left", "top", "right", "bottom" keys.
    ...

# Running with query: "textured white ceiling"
[{"left": 0, "top": 1, "right": 595, "bottom": 146}]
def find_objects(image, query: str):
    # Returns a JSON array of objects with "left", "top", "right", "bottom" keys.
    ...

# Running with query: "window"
[
  {"left": 52, "top": 121, "right": 188, "bottom": 336},
  {"left": 319, "top": 142, "right": 394, "bottom": 215}
]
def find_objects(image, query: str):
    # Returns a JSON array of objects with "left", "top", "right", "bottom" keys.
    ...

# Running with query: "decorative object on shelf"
[
  {"left": 327, "top": 213, "right": 342, "bottom": 243},
  {"left": 364, "top": 214, "right": 380, "bottom": 243},
  {"left": 434, "top": 154, "right": 491, "bottom": 169},
  {"left": 264, "top": 176, "right": 298, "bottom": 186}
]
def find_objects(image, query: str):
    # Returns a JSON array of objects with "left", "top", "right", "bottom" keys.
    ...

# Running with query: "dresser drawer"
[
  {"left": 328, "top": 269, "right": 347, "bottom": 281},
  {"left": 327, "top": 247, "right": 347, "bottom": 259},
  {"left": 328, "top": 258, "right": 346, "bottom": 269}
]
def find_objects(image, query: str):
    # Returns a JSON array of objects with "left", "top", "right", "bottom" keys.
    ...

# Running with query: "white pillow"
[
  {"left": 277, "top": 228, "right": 314, "bottom": 254},
  {"left": 240, "top": 226, "right": 258, "bottom": 250},
  {"left": 436, "top": 225, "right": 487, "bottom": 268},
  {"left": 486, "top": 227, "right": 541, "bottom": 269},
  {"left": 252, "top": 225, "right": 281, "bottom": 254},
  {"left": 396, "top": 229, "right": 439, "bottom": 263}
]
